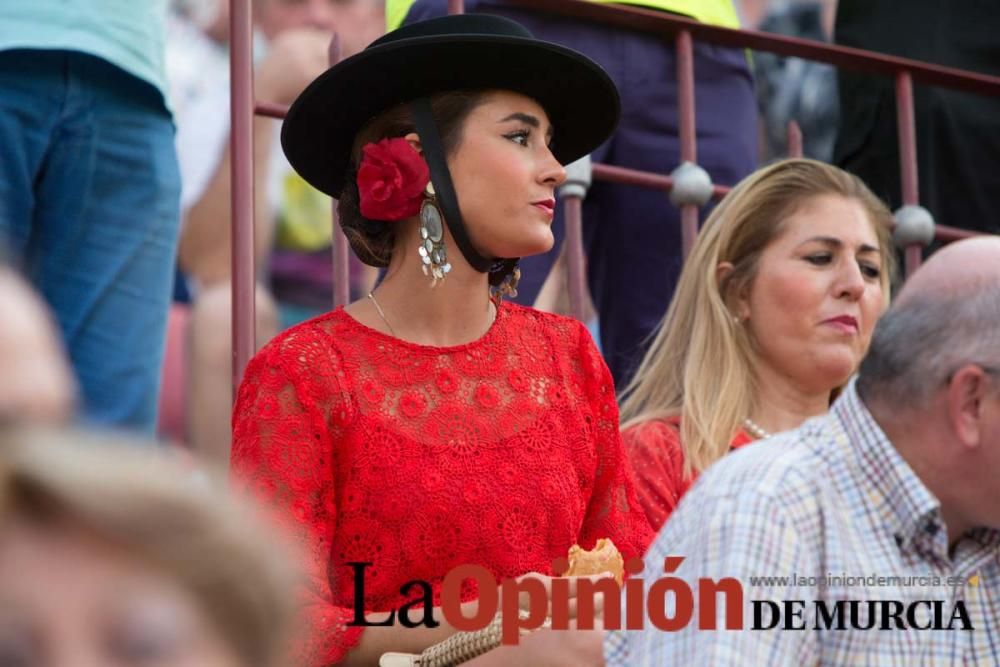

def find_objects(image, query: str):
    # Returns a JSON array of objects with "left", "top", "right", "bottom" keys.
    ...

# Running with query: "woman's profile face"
[
  {"left": 447, "top": 90, "right": 567, "bottom": 260},
  {"left": 737, "top": 194, "right": 886, "bottom": 393},
  {"left": 0, "top": 519, "right": 243, "bottom": 667}
]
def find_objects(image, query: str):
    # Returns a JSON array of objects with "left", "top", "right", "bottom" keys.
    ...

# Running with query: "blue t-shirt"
[{"left": 0, "top": 0, "right": 169, "bottom": 103}]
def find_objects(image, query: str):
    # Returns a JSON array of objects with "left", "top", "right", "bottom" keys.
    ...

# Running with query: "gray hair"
[{"left": 857, "top": 284, "right": 1000, "bottom": 408}]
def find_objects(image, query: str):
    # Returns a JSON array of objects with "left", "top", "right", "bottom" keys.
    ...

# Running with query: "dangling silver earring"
[{"left": 418, "top": 181, "right": 450, "bottom": 287}]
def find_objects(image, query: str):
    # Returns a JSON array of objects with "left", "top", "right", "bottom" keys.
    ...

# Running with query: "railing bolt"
[
  {"left": 893, "top": 205, "right": 935, "bottom": 248},
  {"left": 560, "top": 155, "right": 593, "bottom": 200},
  {"left": 669, "top": 161, "right": 713, "bottom": 208}
]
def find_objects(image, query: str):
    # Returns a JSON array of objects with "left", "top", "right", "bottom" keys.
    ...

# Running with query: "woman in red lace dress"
[
  {"left": 618, "top": 159, "right": 897, "bottom": 533},
  {"left": 231, "top": 14, "right": 652, "bottom": 666}
]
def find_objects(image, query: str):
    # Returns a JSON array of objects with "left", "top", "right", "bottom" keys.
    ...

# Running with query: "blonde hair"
[
  {"left": 619, "top": 158, "right": 896, "bottom": 474},
  {"left": 0, "top": 428, "right": 298, "bottom": 667}
]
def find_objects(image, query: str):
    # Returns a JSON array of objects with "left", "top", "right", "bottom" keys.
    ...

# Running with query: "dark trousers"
[
  {"left": 405, "top": 1, "right": 758, "bottom": 388},
  {"left": 834, "top": 0, "right": 1000, "bottom": 237}
]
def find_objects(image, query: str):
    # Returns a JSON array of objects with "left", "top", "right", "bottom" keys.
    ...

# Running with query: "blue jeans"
[{"left": 0, "top": 50, "right": 181, "bottom": 433}]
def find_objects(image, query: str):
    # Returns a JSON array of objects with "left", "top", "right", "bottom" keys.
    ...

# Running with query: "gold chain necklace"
[
  {"left": 367, "top": 291, "right": 397, "bottom": 337},
  {"left": 367, "top": 291, "right": 497, "bottom": 340}
]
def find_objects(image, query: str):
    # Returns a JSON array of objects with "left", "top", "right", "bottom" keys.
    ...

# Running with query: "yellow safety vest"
[{"left": 386, "top": 0, "right": 740, "bottom": 32}]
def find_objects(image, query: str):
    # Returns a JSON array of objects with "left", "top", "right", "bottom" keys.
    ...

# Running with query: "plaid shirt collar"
[
  {"left": 832, "top": 381, "right": 950, "bottom": 559},
  {"left": 832, "top": 381, "right": 1000, "bottom": 561}
]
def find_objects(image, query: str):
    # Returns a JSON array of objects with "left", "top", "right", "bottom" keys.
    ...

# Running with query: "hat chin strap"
[{"left": 410, "top": 98, "right": 501, "bottom": 274}]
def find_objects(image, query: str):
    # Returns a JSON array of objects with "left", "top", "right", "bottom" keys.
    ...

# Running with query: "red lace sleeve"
[
  {"left": 622, "top": 419, "right": 691, "bottom": 534},
  {"left": 231, "top": 328, "right": 362, "bottom": 666},
  {"left": 572, "top": 325, "right": 654, "bottom": 559}
]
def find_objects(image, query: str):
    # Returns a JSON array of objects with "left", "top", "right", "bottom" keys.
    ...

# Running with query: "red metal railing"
[
  {"left": 674, "top": 29, "right": 701, "bottom": 256},
  {"left": 229, "top": 0, "right": 997, "bottom": 387},
  {"left": 895, "top": 72, "right": 923, "bottom": 277},
  {"left": 230, "top": 0, "right": 255, "bottom": 389}
]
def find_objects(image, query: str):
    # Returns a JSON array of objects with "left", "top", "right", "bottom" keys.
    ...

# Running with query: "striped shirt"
[{"left": 606, "top": 381, "right": 1000, "bottom": 665}]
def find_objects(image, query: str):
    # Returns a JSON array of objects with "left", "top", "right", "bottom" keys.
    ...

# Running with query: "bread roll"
[{"left": 565, "top": 538, "right": 624, "bottom": 584}]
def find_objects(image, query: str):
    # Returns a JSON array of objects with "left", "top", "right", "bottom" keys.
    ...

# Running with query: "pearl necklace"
[{"left": 743, "top": 417, "right": 773, "bottom": 440}]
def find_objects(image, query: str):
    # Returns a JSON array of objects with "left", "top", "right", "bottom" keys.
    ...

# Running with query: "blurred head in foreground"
[
  {"left": 0, "top": 428, "right": 297, "bottom": 667},
  {"left": 0, "top": 265, "right": 76, "bottom": 426}
]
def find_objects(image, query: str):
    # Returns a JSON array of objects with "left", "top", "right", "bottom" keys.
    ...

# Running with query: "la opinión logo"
[{"left": 346, "top": 557, "right": 973, "bottom": 645}]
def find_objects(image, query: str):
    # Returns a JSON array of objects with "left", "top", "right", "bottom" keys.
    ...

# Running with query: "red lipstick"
[
  {"left": 823, "top": 315, "right": 859, "bottom": 333},
  {"left": 532, "top": 198, "right": 555, "bottom": 217}
]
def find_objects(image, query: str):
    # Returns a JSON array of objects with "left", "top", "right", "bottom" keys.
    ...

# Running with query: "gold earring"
[{"left": 490, "top": 260, "right": 521, "bottom": 304}]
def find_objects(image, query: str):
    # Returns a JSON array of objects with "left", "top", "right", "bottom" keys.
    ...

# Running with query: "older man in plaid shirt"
[{"left": 606, "top": 237, "right": 1000, "bottom": 665}]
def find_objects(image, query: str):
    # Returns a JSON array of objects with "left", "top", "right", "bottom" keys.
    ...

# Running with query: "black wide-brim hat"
[{"left": 281, "top": 13, "right": 620, "bottom": 198}]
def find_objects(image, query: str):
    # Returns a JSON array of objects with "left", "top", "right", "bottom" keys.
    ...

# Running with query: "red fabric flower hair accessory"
[{"left": 357, "top": 138, "right": 430, "bottom": 221}]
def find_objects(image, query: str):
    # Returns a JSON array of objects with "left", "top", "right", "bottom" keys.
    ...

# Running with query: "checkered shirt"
[{"left": 605, "top": 381, "right": 1000, "bottom": 665}]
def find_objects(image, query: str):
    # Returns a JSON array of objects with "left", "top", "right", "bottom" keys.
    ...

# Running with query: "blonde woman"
[{"left": 619, "top": 158, "right": 896, "bottom": 532}]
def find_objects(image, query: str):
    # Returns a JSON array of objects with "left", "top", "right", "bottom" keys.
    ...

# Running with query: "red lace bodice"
[
  {"left": 231, "top": 303, "right": 653, "bottom": 665},
  {"left": 623, "top": 417, "right": 755, "bottom": 532}
]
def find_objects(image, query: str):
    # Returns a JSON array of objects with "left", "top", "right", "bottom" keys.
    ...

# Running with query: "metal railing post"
[
  {"left": 675, "top": 30, "right": 700, "bottom": 258},
  {"left": 230, "top": 0, "right": 255, "bottom": 391},
  {"left": 786, "top": 120, "right": 803, "bottom": 158},
  {"left": 893, "top": 71, "right": 934, "bottom": 276},
  {"left": 327, "top": 35, "right": 351, "bottom": 309},
  {"left": 559, "top": 156, "right": 593, "bottom": 322}
]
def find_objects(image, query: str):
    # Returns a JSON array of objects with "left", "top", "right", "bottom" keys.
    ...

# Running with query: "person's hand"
[
  {"left": 256, "top": 28, "right": 335, "bottom": 104},
  {"left": 518, "top": 627, "right": 606, "bottom": 666},
  {"left": 464, "top": 628, "right": 606, "bottom": 667},
  {"left": 508, "top": 572, "right": 613, "bottom": 623}
]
